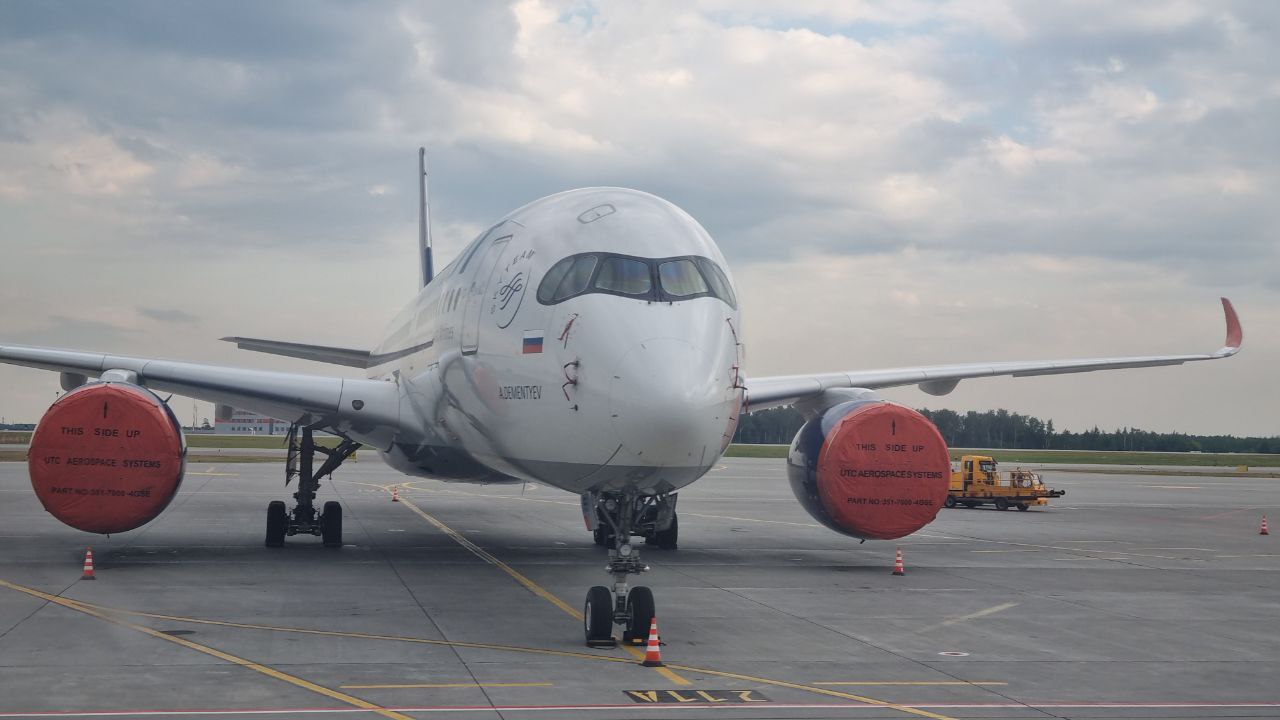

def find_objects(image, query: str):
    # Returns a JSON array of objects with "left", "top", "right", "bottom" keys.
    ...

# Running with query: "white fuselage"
[{"left": 362, "top": 188, "right": 744, "bottom": 496}]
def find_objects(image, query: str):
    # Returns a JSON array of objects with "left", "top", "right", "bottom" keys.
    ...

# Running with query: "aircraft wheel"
[
  {"left": 995, "top": 498, "right": 1010, "bottom": 511},
  {"left": 623, "top": 586, "right": 656, "bottom": 644},
  {"left": 944, "top": 496, "right": 956, "bottom": 508},
  {"left": 321, "top": 501, "right": 343, "bottom": 547},
  {"left": 593, "top": 526, "right": 614, "bottom": 547},
  {"left": 651, "top": 513, "right": 678, "bottom": 550},
  {"left": 584, "top": 585, "right": 613, "bottom": 645},
  {"left": 265, "top": 501, "right": 287, "bottom": 547}
]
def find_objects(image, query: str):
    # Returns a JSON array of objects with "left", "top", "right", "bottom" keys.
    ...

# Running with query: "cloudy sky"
[{"left": 0, "top": 1, "right": 1275, "bottom": 436}]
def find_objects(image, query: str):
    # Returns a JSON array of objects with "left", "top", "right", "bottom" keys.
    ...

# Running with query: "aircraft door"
[{"left": 461, "top": 234, "right": 511, "bottom": 354}]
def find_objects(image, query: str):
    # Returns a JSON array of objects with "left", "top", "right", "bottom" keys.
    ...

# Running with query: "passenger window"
[
  {"left": 658, "top": 259, "right": 709, "bottom": 298},
  {"left": 594, "top": 257, "right": 652, "bottom": 296}
]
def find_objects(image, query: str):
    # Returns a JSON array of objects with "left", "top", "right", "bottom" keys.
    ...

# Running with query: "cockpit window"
[
  {"left": 658, "top": 259, "right": 709, "bottom": 297},
  {"left": 536, "top": 252, "right": 737, "bottom": 308},
  {"left": 538, "top": 255, "right": 598, "bottom": 303},
  {"left": 595, "top": 257, "right": 652, "bottom": 296},
  {"left": 694, "top": 257, "right": 736, "bottom": 308}
]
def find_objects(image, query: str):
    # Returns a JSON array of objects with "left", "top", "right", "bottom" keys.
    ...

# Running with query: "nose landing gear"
[
  {"left": 582, "top": 491, "right": 675, "bottom": 647},
  {"left": 264, "top": 425, "right": 360, "bottom": 548}
]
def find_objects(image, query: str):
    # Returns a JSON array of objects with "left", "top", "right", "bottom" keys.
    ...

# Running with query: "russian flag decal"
[{"left": 522, "top": 330, "right": 544, "bottom": 354}]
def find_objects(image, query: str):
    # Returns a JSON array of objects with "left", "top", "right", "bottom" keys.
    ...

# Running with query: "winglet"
[{"left": 1216, "top": 297, "right": 1242, "bottom": 358}]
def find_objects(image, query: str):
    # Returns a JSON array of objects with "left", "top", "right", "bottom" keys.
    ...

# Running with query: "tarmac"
[{"left": 0, "top": 457, "right": 1277, "bottom": 719}]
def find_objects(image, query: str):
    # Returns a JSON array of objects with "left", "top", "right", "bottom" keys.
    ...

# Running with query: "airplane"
[{"left": 0, "top": 149, "right": 1243, "bottom": 647}]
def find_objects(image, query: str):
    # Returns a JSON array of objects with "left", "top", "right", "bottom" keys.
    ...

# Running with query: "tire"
[
  {"left": 944, "top": 496, "right": 956, "bottom": 508},
  {"left": 994, "top": 498, "right": 1010, "bottom": 511},
  {"left": 584, "top": 585, "right": 613, "bottom": 645},
  {"left": 265, "top": 501, "right": 287, "bottom": 547},
  {"left": 651, "top": 513, "right": 678, "bottom": 550},
  {"left": 321, "top": 501, "right": 343, "bottom": 548},
  {"left": 1016, "top": 503, "right": 1029, "bottom": 511},
  {"left": 593, "top": 526, "right": 615, "bottom": 547},
  {"left": 623, "top": 586, "right": 656, "bottom": 644}
]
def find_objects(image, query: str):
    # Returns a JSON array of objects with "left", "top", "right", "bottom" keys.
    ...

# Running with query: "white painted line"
[{"left": 918, "top": 603, "right": 1019, "bottom": 633}]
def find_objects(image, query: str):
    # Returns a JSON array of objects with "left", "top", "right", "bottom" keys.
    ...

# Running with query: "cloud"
[
  {"left": 0, "top": 1, "right": 1275, "bottom": 434},
  {"left": 137, "top": 307, "right": 201, "bottom": 325}
]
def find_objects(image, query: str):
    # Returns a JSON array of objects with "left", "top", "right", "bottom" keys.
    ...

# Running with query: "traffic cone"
[
  {"left": 892, "top": 547, "right": 905, "bottom": 576},
  {"left": 1262, "top": 515, "right": 1270, "bottom": 536},
  {"left": 81, "top": 547, "right": 96, "bottom": 580},
  {"left": 640, "top": 617, "right": 664, "bottom": 667},
  {"left": 391, "top": 485, "right": 399, "bottom": 502}
]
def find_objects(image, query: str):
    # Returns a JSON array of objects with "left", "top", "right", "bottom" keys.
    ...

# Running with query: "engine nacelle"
[
  {"left": 787, "top": 398, "right": 950, "bottom": 540},
  {"left": 28, "top": 381, "right": 187, "bottom": 534}
]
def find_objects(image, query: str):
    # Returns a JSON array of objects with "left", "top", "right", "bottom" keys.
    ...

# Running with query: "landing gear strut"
[
  {"left": 582, "top": 491, "right": 676, "bottom": 647},
  {"left": 264, "top": 425, "right": 360, "bottom": 548}
]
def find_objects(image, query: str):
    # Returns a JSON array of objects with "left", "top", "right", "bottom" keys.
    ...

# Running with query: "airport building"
[{"left": 214, "top": 405, "right": 289, "bottom": 435}]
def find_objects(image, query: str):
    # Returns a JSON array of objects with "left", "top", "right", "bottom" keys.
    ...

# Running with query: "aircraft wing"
[
  {"left": 0, "top": 344, "right": 400, "bottom": 437},
  {"left": 220, "top": 336, "right": 374, "bottom": 369},
  {"left": 744, "top": 297, "right": 1242, "bottom": 412}
]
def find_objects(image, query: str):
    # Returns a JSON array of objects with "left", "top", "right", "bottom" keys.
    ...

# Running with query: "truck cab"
[{"left": 946, "top": 454, "right": 1065, "bottom": 511}]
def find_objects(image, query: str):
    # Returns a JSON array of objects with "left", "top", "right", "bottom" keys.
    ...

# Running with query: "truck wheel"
[
  {"left": 944, "top": 496, "right": 956, "bottom": 508},
  {"left": 1016, "top": 503, "right": 1029, "bottom": 511},
  {"left": 995, "top": 498, "right": 1010, "bottom": 511}
]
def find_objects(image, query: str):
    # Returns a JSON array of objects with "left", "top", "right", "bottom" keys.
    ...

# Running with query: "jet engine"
[
  {"left": 28, "top": 382, "right": 187, "bottom": 534},
  {"left": 787, "top": 397, "right": 950, "bottom": 540}
]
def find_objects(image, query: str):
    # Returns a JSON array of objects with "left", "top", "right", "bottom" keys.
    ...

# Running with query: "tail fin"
[{"left": 419, "top": 147, "right": 434, "bottom": 286}]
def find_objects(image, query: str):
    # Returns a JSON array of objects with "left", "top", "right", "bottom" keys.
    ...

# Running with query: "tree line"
[{"left": 733, "top": 406, "right": 1279, "bottom": 454}]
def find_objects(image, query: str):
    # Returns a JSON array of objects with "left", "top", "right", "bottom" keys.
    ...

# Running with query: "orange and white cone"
[
  {"left": 641, "top": 617, "right": 664, "bottom": 667},
  {"left": 391, "top": 485, "right": 399, "bottom": 503},
  {"left": 81, "top": 547, "right": 96, "bottom": 580},
  {"left": 1262, "top": 515, "right": 1270, "bottom": 536},
  {"left": 892, "top": 547, "right": 905, "bottom": 576}
]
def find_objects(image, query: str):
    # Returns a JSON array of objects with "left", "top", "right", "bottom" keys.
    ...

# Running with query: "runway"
[{"left": 0, "top": 457, "right": 1277, "bottom": 719}]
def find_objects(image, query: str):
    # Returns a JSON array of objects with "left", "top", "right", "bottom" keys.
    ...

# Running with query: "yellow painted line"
[
  {"left": 808, "top": 676, "right": 1008, "bottom": 681},
  {"left": 341, "top": 682, "right": 553, "bottom": 689},
  {"left": 657, "top": 663, "right": 961, "bottom": 720},
  {"left": 396, "top": 497, "right": 692, "bottom": 687},
  {"left": 397, "top": 498, "right": 584, "bottom": 619},
  {"left": 6, "top": 588, "right": 958, "bottom": 720},
  {"left": 0, "top": 580, "right": 414, "bottom": 720}
]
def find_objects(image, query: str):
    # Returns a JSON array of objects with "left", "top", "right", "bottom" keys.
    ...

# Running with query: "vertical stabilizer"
[{"left": 419, "top": 147, "right": 434, "bottom": 286}]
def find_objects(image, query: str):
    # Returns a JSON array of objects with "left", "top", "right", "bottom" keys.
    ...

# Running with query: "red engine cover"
[
  {"left": 814, "top": 403, "right": 950, "bottom": 540},
  {"left": 28, "top": 383, "right": 186, "bottom": 534}
]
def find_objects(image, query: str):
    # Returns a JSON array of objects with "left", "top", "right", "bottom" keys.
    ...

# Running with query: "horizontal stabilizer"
[{"left": 221, "top": 336, "right": 373, "bottom": 369}]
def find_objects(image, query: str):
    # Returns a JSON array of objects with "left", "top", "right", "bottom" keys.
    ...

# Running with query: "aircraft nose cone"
[{"left": 609, "top": 338, "right": 733, "bottom": 468}]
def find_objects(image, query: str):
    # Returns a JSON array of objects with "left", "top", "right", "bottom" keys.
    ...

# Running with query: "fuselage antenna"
[{"left": 419, "top": 147, "right": 434, "bottom": 286}]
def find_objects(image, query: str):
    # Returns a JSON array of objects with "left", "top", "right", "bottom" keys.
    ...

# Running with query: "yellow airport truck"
[{"left": 944, "top": 455, "right": 1065, "bottom": 511}]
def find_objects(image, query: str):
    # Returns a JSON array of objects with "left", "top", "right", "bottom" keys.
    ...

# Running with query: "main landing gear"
[
  {"left": 265, "top": 425, "right": 360, "bottom": 548},
  {"left": 582, "top": 491, "right": 677, "bottom": 647}
]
